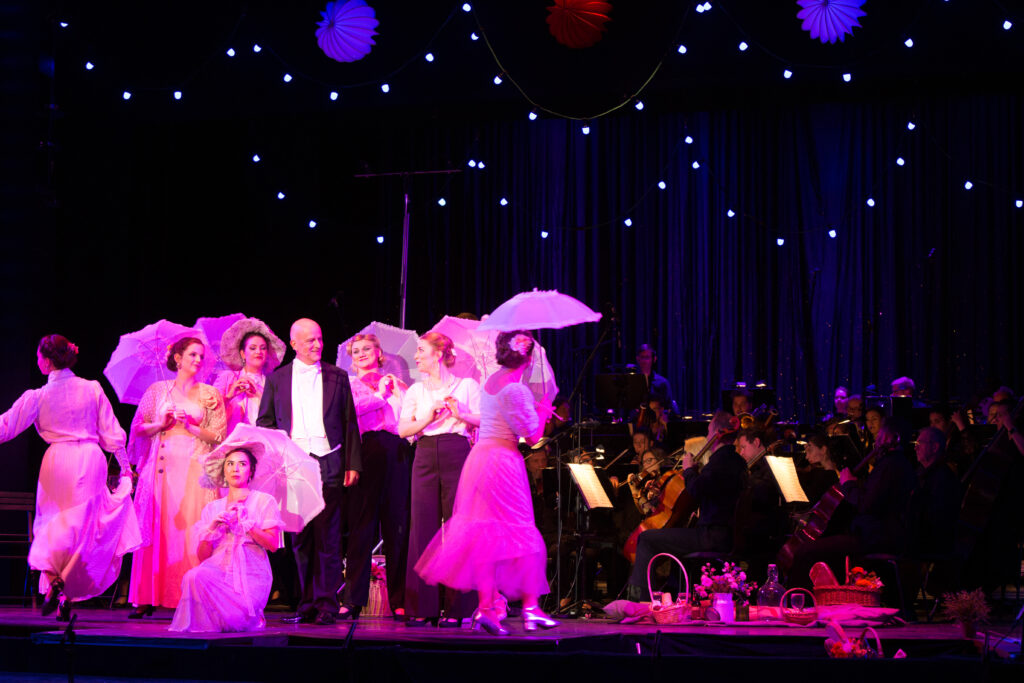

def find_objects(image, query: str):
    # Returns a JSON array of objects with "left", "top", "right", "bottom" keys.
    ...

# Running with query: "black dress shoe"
[
  {"left": 314, "top": 610, "right": 336, "bottom": 625},
  {"left": 127, "top": 604, "right": 154, "bottom": 619},
  {"left": 337, "top": 604, "right": 362, "bottom": 621},
  {"left": 282, "top": 610, "right": 317, "bottom": 624},
  {"left": 56, "top": 599, "right": 72, "bottom": 622},
  {"left": 404, "top": 616, "right": 437, "bottom": 627}
]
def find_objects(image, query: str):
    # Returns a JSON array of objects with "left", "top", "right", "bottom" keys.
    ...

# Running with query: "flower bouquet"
[
  {"left": 824, "top": 619, "right": 882, "bottom": 659},
  {"left": 695, "top": 561, "right": 757, "bottom": 621}
]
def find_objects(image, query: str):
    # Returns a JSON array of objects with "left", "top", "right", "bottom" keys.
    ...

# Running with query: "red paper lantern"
[{"left": 546, "top": 0, "right": 612, "bottom": 49}]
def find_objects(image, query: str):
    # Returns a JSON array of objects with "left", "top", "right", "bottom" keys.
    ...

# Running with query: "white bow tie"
[{"left": 294, "top": 362, "right": 320, "bottom": 376}]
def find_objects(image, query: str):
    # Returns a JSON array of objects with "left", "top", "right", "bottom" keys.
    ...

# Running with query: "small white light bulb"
[
  {"left": 437, "top": 198, "right": 446, "bottom": 207},
  {"left": 904, "top": 38, "right": 914, "bottom": 48},
  {"left": 122, "top": 91, "right": 131, "bottom": 101},
  {"left": 283, "top": 73, "right": 292, "bottom": 83},
  {"left": 866, "top": 198, "right": 876, "bottom": 207},
  {"left": 738, "top": 41, "right": 748, "bottom": 51},
  {"left": 783, "top": 69, "right": 793, "bottom": 79},
  {"left": 828, "top": 229, "right": 837, "bottom": 239},
  {"left": 677, "top": 44, "right": 687, "bottom": 54},
  {"left": 658, "top": 181, "right": 666, "bottom": 190},
  {"left": 776, "top": 237, "right": 785, "bottom": 246},
  {"left": 330, "top": 91, "right": 339, "bottom": 101},
  {"left": 226, "top": 48, "right": 236, "bottom": 57},
  {"left": 896, "top": 157, "right": 906, "bottom": 166},
  {"left": 309, "top": 220, "right": 317, "bottom": 229},
  {"left": 500, "top": 198, "right": 508, "bottom": 206},
  {"left": 623, "top": 218, "right": 633, "bottom": 227},
  {"left": 842, "top": 73, "right": 852, "bottom": 82},
  {"left": 376, "top": 235, "right": 384, "bottom": 244},
  {"left": 425, "top": 53, "right": 434, "bottom": 62},
  {"left": 727, "top": 209, "right": 736, "bottom": 218},
  {"left": 173, "top": 91, "right": 182, "bottom": 100},
  {"left": 691, "top": 160, "right": 700, "bottom": 169},
  {"left": 277, "top": 192, "right": 285, "bottom": 200},
  {"left": 381, "top": 83, "right": 390, "bottom": 93},
  {"left": 540, "top": 231, "right": 549, "bottom": 239}
]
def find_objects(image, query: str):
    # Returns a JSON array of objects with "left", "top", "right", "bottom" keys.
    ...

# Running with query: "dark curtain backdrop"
[{"left": 4, "top": 90, "right": 1023, "bottom": 490}]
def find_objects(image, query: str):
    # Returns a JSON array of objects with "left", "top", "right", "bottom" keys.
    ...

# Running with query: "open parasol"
[
  {"left": 336, "top": 321, "right": 419, "bottom": 386},
  {"left": 201, "top": 423, "right": 325, "bottom": 533},
  {"left": 478, "top": 289, "right": 602, "bottom": 332},
  {"left": 103, "top": 319, "right": 214, "bottom": 405},
  {"left": 193, "top": 312, "right": 246, "bottom": 381}
]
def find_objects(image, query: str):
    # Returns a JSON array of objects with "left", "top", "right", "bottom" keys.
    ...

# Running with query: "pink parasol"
[
  {"left": 478, "top": 289, "right": 602, "bottom": 332},
  {"left": 193, "top": 312, "right": 245, "bottom": 382},
  {"left": 201, "top": 423, "right": 325, "bottom": 533},
  {"left": 103, "top": 319, "right": 214, "bottom": 405},
  {"left": 336, "top": 321, "right": 419, "bottom": 386},
  {"left": 430, "top": 315, "right": 559, "bottom": 403}
]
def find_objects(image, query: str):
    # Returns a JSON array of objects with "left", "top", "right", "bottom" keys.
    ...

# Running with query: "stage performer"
[
  {"left": 128, "top": 337, "right": 226, "bottom": 617},
  {"left": 415, "top": 330, "right": 558, "bottom": 636},
  {"left": 625, "top": 411, "right": 745, "bottom": 601},
  {"left": 169, "top": 447, "right": 283, "bottom": 632},
  {"left": 340, "top": 333, "right": 413, "bottom": 620},
  {"left": 0, "top": 335, "right": 140, "bottom": 621},
  {"left": 212, "top": 318, "right": 287, "bottom": 434},
  {"left": 398, "top": 331, "right": 480, "bottom": 626},
  {"left": 257, "top": 318, "right": 361, "bottom": 626}
]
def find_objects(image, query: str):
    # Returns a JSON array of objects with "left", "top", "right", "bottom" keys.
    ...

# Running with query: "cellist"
[{"left": 625, "top": 411, "right": 746, "bottom": 601}]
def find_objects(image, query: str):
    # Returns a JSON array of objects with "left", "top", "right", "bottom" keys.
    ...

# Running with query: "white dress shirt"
[{"left": 290, "top": 360, "right": 337, "bottom": 457}]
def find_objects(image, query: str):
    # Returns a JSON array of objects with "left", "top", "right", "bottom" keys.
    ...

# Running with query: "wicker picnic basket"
[
  {"left": 813, "top": 583, "right": 882, "bottom": 607},
  {"left": 646, "top": 553, "right": 691, "bottom": 625}
]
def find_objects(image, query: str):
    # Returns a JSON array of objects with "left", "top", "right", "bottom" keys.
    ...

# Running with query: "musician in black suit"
[{"left": 257, "top": 318, "right": 362, "bottom": 625}]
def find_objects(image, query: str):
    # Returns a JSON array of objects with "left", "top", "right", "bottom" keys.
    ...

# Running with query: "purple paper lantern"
[
  {"left": 316, "top": 0, "right": 379, "bottom": 63},
  {"left": 796, "top": 0, "right": 865, "bottom": 44}
]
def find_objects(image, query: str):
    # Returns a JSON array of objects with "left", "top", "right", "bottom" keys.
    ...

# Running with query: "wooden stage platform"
[{"left": 0, "top": 606, "right": 1020, "bottom": 682}]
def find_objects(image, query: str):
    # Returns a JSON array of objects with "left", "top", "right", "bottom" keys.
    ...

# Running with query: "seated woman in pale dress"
[{"left": 170, "top": 446, "right": 283, "bottom": 632}]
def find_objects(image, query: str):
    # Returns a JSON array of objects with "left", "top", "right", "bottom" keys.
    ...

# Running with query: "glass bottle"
[{"left": 757, "top": 564, "right": 785, "bottom": 620}]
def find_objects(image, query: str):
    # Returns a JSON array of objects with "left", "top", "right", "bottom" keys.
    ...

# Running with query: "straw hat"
[
  {"left": 218, "top": 317, "right": 287, "bottom": 372},
  {"left": 202, "top": 439, "right": 266, "bottom": 489}
]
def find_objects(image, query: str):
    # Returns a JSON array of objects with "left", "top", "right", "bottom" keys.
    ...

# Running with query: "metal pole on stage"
[{"left": 354, "top": 168, "right": 461, "bottom": 327}]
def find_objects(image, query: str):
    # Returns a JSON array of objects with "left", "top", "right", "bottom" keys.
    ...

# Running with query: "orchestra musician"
[
  {"left": 634, "top": 344, "right": 678, "bottom": 415},
  {"left": 624, "top": 411, "right": 745, "bottom": 601},
  {"left": 733, "top": 427, "right": 789, "bottom": 580},
  {"left": 730, "top": 389, "right": 752, "bottom": 417}
]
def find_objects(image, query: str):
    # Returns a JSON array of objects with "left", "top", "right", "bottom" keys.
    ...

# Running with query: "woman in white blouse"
[
  {"left": 399, "top": 331, "right": 480, "bottom": 625},
  {"left": 0, "top": 335, "right": 140, "bottom": 621}
]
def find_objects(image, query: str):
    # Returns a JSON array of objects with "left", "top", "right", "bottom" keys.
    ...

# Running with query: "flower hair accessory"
[
  {"left": 509, "top": 334, "right": 532, "bottom": 356},
  {"left": 67, "top": 342, "right": 79, "bottom": 354}
]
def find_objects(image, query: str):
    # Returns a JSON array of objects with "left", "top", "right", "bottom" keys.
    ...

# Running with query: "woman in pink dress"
[
  {"left": 415, "top": 330, "right": 559, "bottom": 635},
  {"left": 0, "top": 335, "right": 141, "bottom": 621},
  {"left": 170, "top": 446, "right": 283, "bottom": 632},
  {"left": 212, "top": 318, "right": 287, "bottom": 435},
  {"left": 128, "top": 337, "right": 226, "bottom": 617}
]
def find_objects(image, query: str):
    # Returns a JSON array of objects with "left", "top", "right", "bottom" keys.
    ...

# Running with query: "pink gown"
[
  {"left": 414, "top": 383, "right": 548, "bottom": 599},
  {"left": 128, "top": 380, "right": 226, "bottom": 608},
  {"left": 212, "top": 369, "right": 265, "bottom": 436},
  {"left": 0, "top": 369, "right": 142, "bottom": 600},
  {"left": 169, "top": 490, "right": 284, "bottom": 632}
]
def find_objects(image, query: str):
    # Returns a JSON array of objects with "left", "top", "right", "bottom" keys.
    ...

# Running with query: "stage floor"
[{"left": 0, "top": 606, "right": 1020, "bottom": 682}]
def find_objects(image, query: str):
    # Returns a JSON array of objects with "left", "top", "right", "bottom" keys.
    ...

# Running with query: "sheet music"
[
  {"left": 765, "top": 455, "right": 809, "bottom": 503},
  {"left": 567, "top": 463, "right": 614, "bottom": 509}
]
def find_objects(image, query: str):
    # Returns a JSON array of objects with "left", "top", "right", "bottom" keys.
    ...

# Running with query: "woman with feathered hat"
[{"left": 212, "top": 318, "right": 287, "bottom": 434}]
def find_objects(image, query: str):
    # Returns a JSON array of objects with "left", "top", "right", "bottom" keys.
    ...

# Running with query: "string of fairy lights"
[{"left": 52, "top": 1, "right": 1021, "bottom": 248}]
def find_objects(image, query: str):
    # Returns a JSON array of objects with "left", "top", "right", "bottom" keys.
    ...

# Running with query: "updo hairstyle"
[
  {"left": 495, "top": 330, "right": 535, "bottom": 370},
  {"left": 166, "top": 336, "right": 204, "bottom": 372},
  {"left": 38, "top": 334, "right": 79, "bottom": 370},
  {"left": 346, "top": 333, "right": 384, "bottom": 368},
  {"left": 419, "top": 331, "right": 456, "bottom": 368}
]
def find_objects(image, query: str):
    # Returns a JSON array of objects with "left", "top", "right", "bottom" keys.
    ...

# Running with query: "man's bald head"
[{"left": 290, "top": 318, "right": 323, "bottom": 365}]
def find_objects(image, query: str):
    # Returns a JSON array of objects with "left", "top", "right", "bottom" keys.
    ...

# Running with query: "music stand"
[{"left": 595, "top": 373, "right": 648, "bottom": 421}]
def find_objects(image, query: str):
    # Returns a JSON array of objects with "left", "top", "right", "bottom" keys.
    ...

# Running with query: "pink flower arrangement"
[
  {"left": 509, "top": 334, "right": 532, "bottom": 356},
  {"left": 694, "top": 561, "right": 757, "bottom": 602}
]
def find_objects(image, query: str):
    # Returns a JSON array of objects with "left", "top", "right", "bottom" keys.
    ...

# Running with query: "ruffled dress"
[
  {"left": 170, "top": 490, "right": 284, "bottom": 632},
  {"left": 0, "top": 369, "right": 142, "bottom": 600},
  {"left": 414, "top": 383, "right": 548, "bottom": 599},
  {"left": 212, "top": 369, "right": 266, "bottom": 435}
]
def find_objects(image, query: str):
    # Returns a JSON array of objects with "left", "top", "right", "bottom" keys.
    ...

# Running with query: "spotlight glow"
[
  {"left": 783, "top": 69, "right": 793, "bottom": 79},
  {"left": 462, "top": 3, "right": 472, "bottom": 11},
  {"left": 283, "top": 73, "right": 293, "bottom": 83},
  {"left": 658, "top": 181, "right": 666, "bottom": 190},
  {"left": 842, "top": 73, "right": 852, "bottom": 82},
  {"left": 907, "top": 121, "right": 916, "bottom": 130},
  {"left": 376, "top": 235, "right": 384, "bottom": 244},
  {"left": 308, "top": 220, "right": 317, "bottom": 229},
  {"left": 471, "top": 32, "right": 479, "bottom": 41},
  {"left": 437, "top": 198, "right": 446, "bottom": 207},
  {"left": 252, "top": 154, "right": 261, "bottom": 163},
  {"left": 828, "top": 229, "right": 837, "bottom": 239},
  {"left": 776, "top": 237, "right": 785, "bottom": 246},
  {"left": 85, "top": 61, "right": 94, "bottom": 70},
  {"left": 493, "top": 74, "right": 503, "bottom": 85},
  {"left": 635, "top": 100, "right": 644, "bottom": 111},
  {"left": 896, "top": 157, "right": 906, "bottom": 166},
  {"left": 540, "top": 230, "right": 549, "bottom": 239},
  {"left": 381, "top": 83, "right": 390, "bottom": 93},
  {"left": 425, "top": 53, "right": 434, "bottom": 62},
  {"left": 904, "top": 38, "right": 914, "bottom": 48},
  {"left": 500, "top": 198, "right": 508, "bottom": 206},
  {"left": 581, "top": 125, "right": 590, "bottom": 135},
  {"left": 173, "top": 90, "right": 182, "bottom": 100},
  {"left": 691, "top": 160, "right": 700, "bottom": 169},
  {"left": 624, "top": 218, "right": 633, "bottom": 227},
  {"left": 478, "top": 161, "right": 486, "bottom": 169},
  {"left": 226, "top": 48, "right": 236, "bottom": 57},
  {"left": 867, "top": 197, "right": 876, "bottom": 207},
  {"left": 684, "top": 135, "right": 693, "bottom": 144},
  {"left": 528, "top": 111, "right": 538, "bottom": 121},
  {"left": 59, "top": 21, "right": 69, "bottom": 28},
  {"left": 677, "top": 44, "right": 688, "bottom": 54},
  {"left": 1016, "top": 199, "right": 1023, "bottom": 208},
  {"left": 122, "top": 91, "right": 131, "bottom": 100},
  {"left": 277, "top": 192, "right": 285, "bottom": 200},
  {"left": 727, "top": 209, "right": 736, "bottom": 218},
  {"left": 964, "top": 180, "right": 973, "bottom": 190},
  {"left": 1003, "top": 20, "right": 1012, "bottom": 30},
  {"left": 738, "top": 41, "right": 748, "bottom": 51},
  {"left": 468, "top": 160, "right": 477, "bottom": 167},
  {"left": 253, "top": 44, "right": 262, "bottom": 53},
  {"left": 330, "top": 91, "right": 339, "bottom": 101}
]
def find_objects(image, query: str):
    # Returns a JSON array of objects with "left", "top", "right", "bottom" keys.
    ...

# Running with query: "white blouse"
[{"left": 400, "top": 376, "right": 480, "bottom": 440}]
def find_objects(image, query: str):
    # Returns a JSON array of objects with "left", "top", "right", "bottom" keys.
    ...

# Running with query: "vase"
[{"left": 712, "top": 593, "right": 736, "bottom": 623}]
